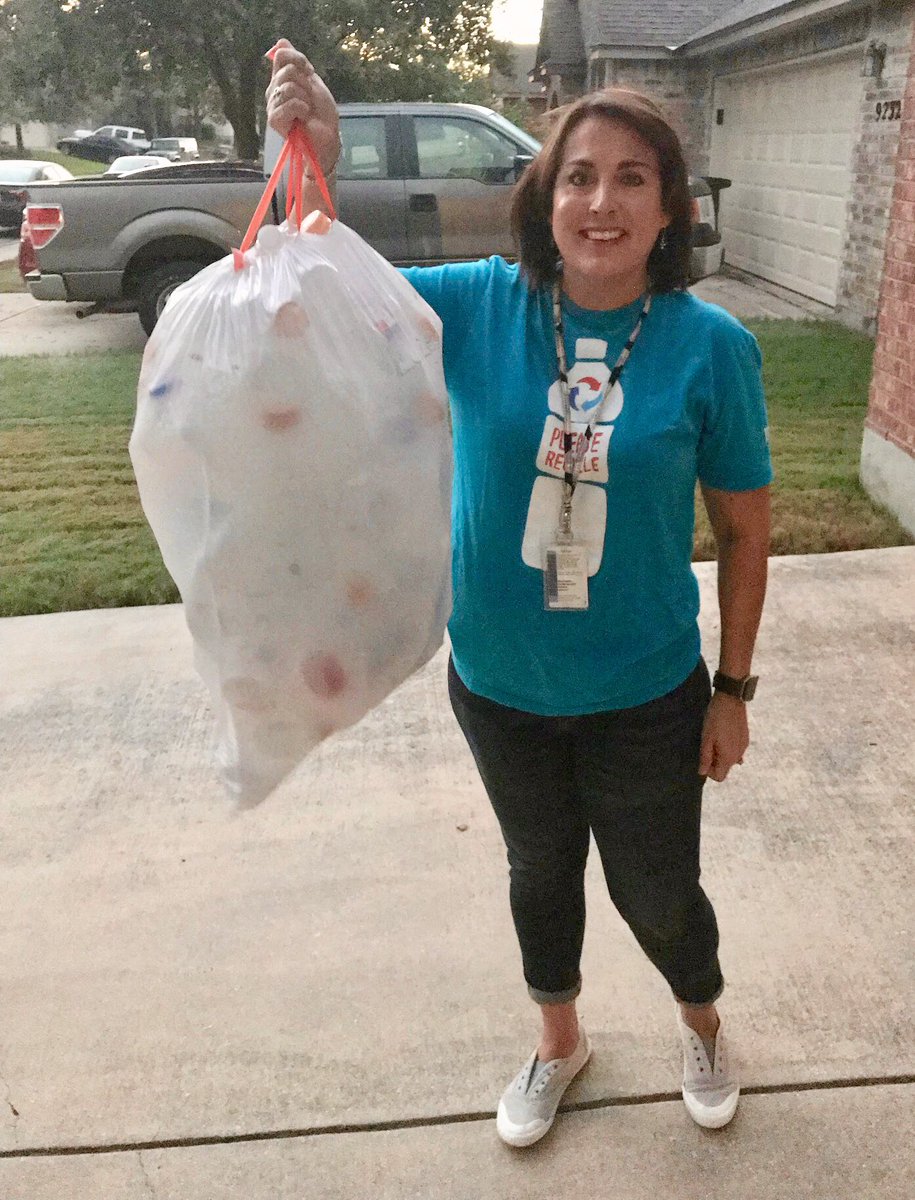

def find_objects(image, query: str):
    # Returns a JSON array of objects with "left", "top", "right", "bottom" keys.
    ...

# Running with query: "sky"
[{"left": 492, "top": 0, "right": 543, "bottom": 43}]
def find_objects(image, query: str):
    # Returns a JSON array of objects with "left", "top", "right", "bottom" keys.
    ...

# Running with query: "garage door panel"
[
  {"left": 789, "top": 135, "right": 809, "bottom": 163},
  {"left": 801, "top": 193, "right": 821, "bottom": 223},
  {"left": 711, "top": 53, "right": 858, "bottom": 305},
  {"left": 811, "top": 226, "right": 841, "bottom": 257},
  {"left": 820, "top": 195, "right": 847, "bottom": 229},
  {"left": 828, "top": 134, "right": 854, "bottom": 165},
  {"left": 775, "top": 243, "right": 796, "bottom": 271},
  {"left": 814, "top": 258, "right": 840, "bottom": 290}
]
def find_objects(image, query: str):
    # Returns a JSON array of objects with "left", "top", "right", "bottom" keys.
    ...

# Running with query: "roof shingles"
[
  {"left": 538, "top": 0, "right": 587, "bottom": 67},
  {"left": 549, "top": 0, "right": 797, "bottom": 52}
]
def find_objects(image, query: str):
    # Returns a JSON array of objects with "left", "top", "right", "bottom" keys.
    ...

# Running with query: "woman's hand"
[
  {"left": 265, "top": 39, "right": 341, "bottom": 176},
  {"left": 699, "top": 692, "right": 749, "bottom": 782}
]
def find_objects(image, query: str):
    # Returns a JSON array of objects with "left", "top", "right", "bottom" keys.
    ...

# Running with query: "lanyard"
[{"left": 551, "top": 281, "right": 651, "bottom": 539}]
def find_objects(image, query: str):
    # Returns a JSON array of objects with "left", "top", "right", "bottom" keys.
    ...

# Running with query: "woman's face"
[{"left": 551, "top": 115, "right": 670, "bottom": 309}]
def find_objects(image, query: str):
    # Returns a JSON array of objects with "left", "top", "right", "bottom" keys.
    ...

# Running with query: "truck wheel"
[{"left": 137, "top": 260, "right": 205, "bottom": 335}]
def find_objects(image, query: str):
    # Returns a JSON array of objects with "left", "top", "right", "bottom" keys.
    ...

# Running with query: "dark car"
[
  {"left": 0, "top": 159, "right": 74, "bottom": 230},
  {"left": 55, "top": 135, "right": 141, "bottom": 165}
]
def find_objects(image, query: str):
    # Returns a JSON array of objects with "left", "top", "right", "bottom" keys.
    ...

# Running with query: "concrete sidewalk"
[
  {"left": 0, "top": 266, "right": 830, "bottom": 359},
  {"left": 1, "top": 547, "right": 913, "bottom": 1198}
]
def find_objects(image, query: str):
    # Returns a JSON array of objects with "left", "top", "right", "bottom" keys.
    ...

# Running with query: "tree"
[
  {"left": 0, "top": 0, "right": 138, "bottom": 146},
  {"left": 49, "top": 0, "right": 506, "bottom": 159}
]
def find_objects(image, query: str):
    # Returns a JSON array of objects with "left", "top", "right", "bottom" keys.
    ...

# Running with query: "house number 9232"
[{"left": 876, "top": 100, "right": 902, "bottom": 121}]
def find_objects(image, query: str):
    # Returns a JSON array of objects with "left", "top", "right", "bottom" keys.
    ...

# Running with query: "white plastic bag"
[{"left": 129, "top": 152, "right": 452, "bottom": 808}]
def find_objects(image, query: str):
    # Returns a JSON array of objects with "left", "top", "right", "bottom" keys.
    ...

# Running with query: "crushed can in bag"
[{"left": 129, "top": 125, "right": 453, "bottom": 808}]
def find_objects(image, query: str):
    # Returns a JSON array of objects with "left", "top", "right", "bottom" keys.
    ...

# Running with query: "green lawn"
[
  {"left": 0, "top": 321, "right": 911, "bottom": 617},
  {"left": 35, "top": 149, "right": 108, "bottom": 176},
  {"left": 0, "top": 352, "right": 179, "bottom": 615},
  {"left": 0, "top": 146, "right": 107, "bottom": 174},
  {"left": 694, "top": 320, "right": 910, "bottom": 558}
]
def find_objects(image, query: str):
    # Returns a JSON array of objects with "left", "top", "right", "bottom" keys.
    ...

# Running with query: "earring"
[{"left": 659, "top": 229, "right": 668, "bottom": 251}]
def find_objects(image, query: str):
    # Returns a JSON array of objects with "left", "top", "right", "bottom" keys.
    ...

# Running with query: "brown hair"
[{"left": 511, "top": 88, "right": 693, "bottom": 294}]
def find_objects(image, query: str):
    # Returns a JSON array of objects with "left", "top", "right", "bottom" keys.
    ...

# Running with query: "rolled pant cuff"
[
  {"left": 674, "top": 978, "right": 725, "bottom": 1008},
  {"left": 528, "top": 975, "right": 582, "bottom": 1005}
]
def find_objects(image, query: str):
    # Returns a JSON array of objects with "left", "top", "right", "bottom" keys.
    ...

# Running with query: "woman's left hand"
[{"left": 699, "top": 692, "right": 749, "bottom": 782}]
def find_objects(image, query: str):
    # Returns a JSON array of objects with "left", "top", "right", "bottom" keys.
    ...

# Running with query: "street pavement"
[{"left": 0, "top": 265, "right": 911, "bottom": 1198}]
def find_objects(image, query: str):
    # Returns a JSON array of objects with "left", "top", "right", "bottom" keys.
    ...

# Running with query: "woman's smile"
[{"left": 580, "top": 228, "right": 626, "bottom": 242}]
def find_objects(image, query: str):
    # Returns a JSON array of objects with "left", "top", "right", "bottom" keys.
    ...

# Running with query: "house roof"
[
  {"left": 684, "top": 0, "right": 802, "bottom": 45},
  {"left": 540, "top": 0, "right": 803, "bottom": 58},
  {"left": 535, "top": 0, "right": 586, "bottom": 69},
  {"left": 577, "top": 0, "right": 740, "bottom": 49}
]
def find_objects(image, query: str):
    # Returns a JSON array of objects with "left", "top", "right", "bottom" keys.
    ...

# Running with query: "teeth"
[{"left": 584, "top": 230, "right": 623, "bottom": 241}]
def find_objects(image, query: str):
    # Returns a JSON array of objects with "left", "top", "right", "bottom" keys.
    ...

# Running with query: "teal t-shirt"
[{"left": 400, "top": 257, "right": 773, "bottom": 716}]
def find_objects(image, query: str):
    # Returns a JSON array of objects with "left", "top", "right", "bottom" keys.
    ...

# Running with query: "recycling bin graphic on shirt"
[{"left": 521, "top": 337, "right": 622, "bottom": 576}]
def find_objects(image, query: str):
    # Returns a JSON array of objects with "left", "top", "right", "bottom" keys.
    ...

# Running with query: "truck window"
[
  {"left": 115, "top": 128, "right": 130, "bottom": 140},
  {"left": 414, "top": 117, "right": 519, "bottom": 184},
  {"left": 338, "top": 117, "right": 389, "bottom": 181}
]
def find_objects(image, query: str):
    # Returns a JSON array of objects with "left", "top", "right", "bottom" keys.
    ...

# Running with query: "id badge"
[{"left": 543, "top": 542, "right": 589, "bottom": 611}]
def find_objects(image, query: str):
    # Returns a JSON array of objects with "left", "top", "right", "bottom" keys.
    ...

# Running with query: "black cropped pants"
[{"left": 448, "top": 656, "right": 724, "bottom": 1007}]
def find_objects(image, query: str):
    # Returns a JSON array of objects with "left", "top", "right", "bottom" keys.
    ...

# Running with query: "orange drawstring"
[{"left": 235, "top": 97, "right": 337, "bottom": 268}]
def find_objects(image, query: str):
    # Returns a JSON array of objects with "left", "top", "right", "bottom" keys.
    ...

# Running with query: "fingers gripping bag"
[{"left": 129, "top": 125, "right": 452, "bottom": 808}]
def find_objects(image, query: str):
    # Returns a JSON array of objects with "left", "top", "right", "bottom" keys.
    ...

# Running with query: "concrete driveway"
[
  {"left": 0, "top": 290, "right": 146, "bottom": 356},
  {"left": 0, "top": 266, "right": 831, "bottom": 358},
  {"left": 0, "top": 548, "right": 913, "bottom": 1197}
]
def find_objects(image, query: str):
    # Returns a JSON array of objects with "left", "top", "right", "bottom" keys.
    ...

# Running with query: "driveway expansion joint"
[{"left": 0, "top": 1074, "right": 912, "bottom": 1159}]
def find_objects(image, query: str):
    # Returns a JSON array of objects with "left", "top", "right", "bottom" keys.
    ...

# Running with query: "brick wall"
[
  {"left": 599, "top": 57, "right": 712, "bottom": 175},
  {"left": 866, "top": 21, "right": 915, "bottom": 460},
  {"left": 860, "top": 12, "right": 915, "bottom": 536},
  {"left": 836, "top": 2, "right": 914, "bottom": 333}
]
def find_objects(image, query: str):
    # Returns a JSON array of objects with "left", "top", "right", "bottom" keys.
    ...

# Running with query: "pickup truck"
[
  {"left": 21, "top": 160, "right": 273, "bottom": 334},
  {"left": 22, "top": 102, "right": 724, "bottom": 335}
]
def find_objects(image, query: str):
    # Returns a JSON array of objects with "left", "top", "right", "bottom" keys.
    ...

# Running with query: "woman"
[{"left": 266, "top": 40, "right": 771, "bottom": 1147}]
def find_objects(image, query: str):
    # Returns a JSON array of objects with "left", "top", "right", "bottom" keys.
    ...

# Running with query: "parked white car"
[
  {"left": 104, "top": 155, "right": 172, "bottom": 176},
  {"left": 149, "top": 137, "right": 199, "bottom": 161},
  {"left": 0, "top": 159, "right": 74, "bottom": 229}
]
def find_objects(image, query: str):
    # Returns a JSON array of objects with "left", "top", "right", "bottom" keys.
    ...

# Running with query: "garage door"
[{"left": 709, "top": 53, "right": 859, "bottom": 305}]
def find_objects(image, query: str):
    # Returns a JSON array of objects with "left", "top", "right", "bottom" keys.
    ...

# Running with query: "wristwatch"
[{"left": 713, "top": 670, "right": 759, "bottom": 701}]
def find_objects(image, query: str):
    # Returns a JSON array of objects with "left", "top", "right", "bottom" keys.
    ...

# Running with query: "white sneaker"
[
  {"left": 677, "top": 1008, "right": 739, "bottom": 1128},
  {"left": 496, "top": 1027, "right": 591, "bottom": 1147}
]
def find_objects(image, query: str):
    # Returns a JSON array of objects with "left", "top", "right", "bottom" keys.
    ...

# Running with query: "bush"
[{"left": 0, "top": 145, "right": 32, "bottom": 159}]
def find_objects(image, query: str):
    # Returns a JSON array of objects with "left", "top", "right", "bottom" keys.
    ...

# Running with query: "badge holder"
[{"left": 543, "top": 490, "right": 589, "bottom": 611}]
